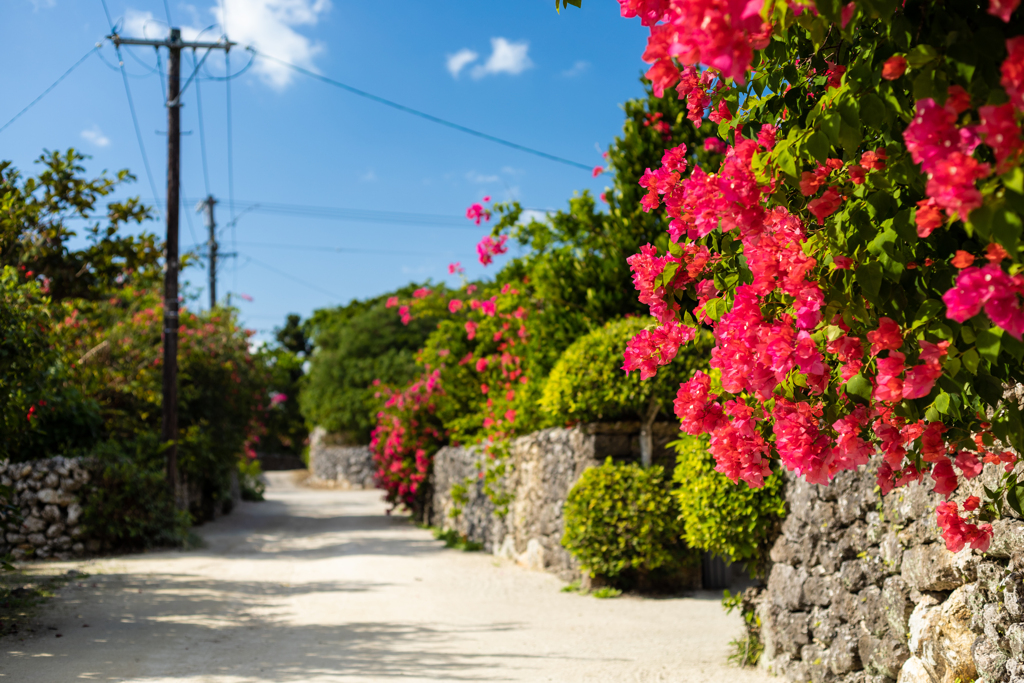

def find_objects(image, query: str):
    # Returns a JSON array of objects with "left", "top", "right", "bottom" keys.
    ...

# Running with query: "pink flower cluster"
[
  {"left": 476, "top": 234, "right": 508, "bottom": 266},
  {"left": 466, "top": 196, "right": 492, "bottom": 225},
  {"left": 936, "top": 501, "right": 993, "bottom": 553},
  {"left": 943, "top": 264, "right": 1024, "bottom": 339}
]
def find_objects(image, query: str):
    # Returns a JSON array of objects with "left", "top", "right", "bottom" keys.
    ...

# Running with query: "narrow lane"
[{"left": 1, "top": 473, "right": 773, "bottom": 682}]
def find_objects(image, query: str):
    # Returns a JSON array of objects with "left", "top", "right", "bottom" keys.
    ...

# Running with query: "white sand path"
[{"left": 1, "top": 472, "right": 774, "bottom": 682}]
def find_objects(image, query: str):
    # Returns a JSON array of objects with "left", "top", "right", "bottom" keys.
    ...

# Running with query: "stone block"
[
  {"left": 828, "top": 623, "right": 862, "bottom": 674},
  {"left": 880, "top": 532, "right": 902, "bottom": 572},
  {"left": 804, "top": 575, "right": 837, "bottom": 606},
  {"left": 859, "top": 633, "right": 910, "bottom": 679},
  {"left": 984, "top": 602, "right": 1012, "bottom": 652},
  {"left": 45, "top": 522, "right": 64, "bottom": 539},
  {"left": 902, "top": 544, "right": 963, "bottom": 591},
  {"left": 21, "top": 516, "right": 45, "bottom": 534},
  {"left": 1008, "top": 623, "right": 1024, "bottom": 660},
  {"left": 771, "top": 534, "right": 800, "bottom": 565},
  {"left": 71, "top": 542, "right": 84, "bottom": 555},
  {"left": 27, "top": 533, "right": 46, "bottom": 547},
  {"left": 973, "top": 635, "right": 1009, "bottom": 682},
  {"left": 840, "top": 559, "right": 869, "bottom": 592},
  {"left": 769, "top": 563, "right": 808, "bottom": 611},
  {"left": 800, "top": 643, "right": 833, "bottom": 683},
  {"left": 41, "top": 504, "right": 60, "bottom": 522},
  {"left": 1005, "top": 573, "right": 1024, "bottom": 619},
  {"left": 54, "top": 535, "right": 72, "bottom": 550},
  {"left": 775, "top": 611, "right": 812, "bottom": 655},
  {"left": 987, "top": 519, "right": 1024, "bottom": 559},
  {"left": 66, "top": 503, "right": 82, "bottom": 526},
  {"left": 882, "top": 575, "right": 913, "bottom": 641},
  {"left": 897, "top": 656, "right": 936, "bottom": 683},
  {"left": 42, "top": 472, "right": 59, "bottom": 489},
  {"left": 858, "top": 585, "right": 891, "bottom": 636},
  {"left": 811, "top": 605, "right": 841, "bottom": 644},
  {"left": 4, "top": 533, "right": 24, "bottom": 545},
  {"left": 35, "top": 489, "right": 59, "bottom": 505},
  {"left": 938, "top": 585, "right": 980, "bottom": 682}
]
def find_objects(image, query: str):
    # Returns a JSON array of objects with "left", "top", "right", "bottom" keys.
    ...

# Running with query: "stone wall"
[
  {"left": 307, "top": 427, "right": 375, "bottom": 489},
  {"left": 428, "top": 421, "right": 682, "bottom": 581},
  {"left": 756, "top": 459, "right": 1024, "bottom": 683},
  {"left": 0, "top": 457, "right": 94, "bottom": 561}
]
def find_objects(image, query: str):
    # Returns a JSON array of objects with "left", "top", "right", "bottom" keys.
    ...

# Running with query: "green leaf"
[
  {"left": 856, "top": 261, "right": 884, "bottom": 304},
  {"left": 805, "top": 131, "right": 831, "bottom": 164},
  {"left": 912, "top": 300, "right": 944, "bottom": 329},
  {"left": 977, "top": 327, "right": 1003, "bottom": 364},
  {"left": 961, "top": 348, "right": 981, "bottom": 374},
  {"left": 993, "top": 207, "right": 1023, "bottom": 255},
  {"left": 913, "top": 69, "right": 936, "bottom": 101},
  {"left": 933, "top": 391, "right": 951, "bottom": 414},
  {"left": 859, "top": 93, "right": 888, "bottom": 129},
  {"left": 846, "top": 373, "right": 873, "bottom": 401},
  {"left": 907, "top": 44, "right": 939, "bottom": 68},
  {"left": 1007, "top": 484, "right": 1023, "bottom": 517}
]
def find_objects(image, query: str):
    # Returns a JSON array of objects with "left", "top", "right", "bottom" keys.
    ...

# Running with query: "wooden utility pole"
[
  {"left": 202, "top": 195, "right": 218, "bottom": 309},
  {"left": 108, "top": 28, "right": 236, "bottom": 508}
]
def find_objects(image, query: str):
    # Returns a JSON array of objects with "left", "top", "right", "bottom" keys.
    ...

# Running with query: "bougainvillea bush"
[{"left": 598, "top": 0, "right": 1024, "bottom": 552}]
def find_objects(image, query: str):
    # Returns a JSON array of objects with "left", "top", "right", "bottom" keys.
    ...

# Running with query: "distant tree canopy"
[{"left": 299, "top": 287, "right": 442, "bottom": 442}]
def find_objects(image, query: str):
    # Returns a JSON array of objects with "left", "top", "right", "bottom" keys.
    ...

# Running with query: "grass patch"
[
  {"left": 0, "top": 569, "right": 88, "bottom": 638},
  {"left": 430, "top": 527, "right": 483, "bottom": 552},
  {"left": 589, "top": 586, "right": 623, "bottom": 599},
  {"left": 727, "top": 634, "right": 764, "bottom": 667},
  {"left": 560, "top": 580, "right": 581, "bottom": 593}
]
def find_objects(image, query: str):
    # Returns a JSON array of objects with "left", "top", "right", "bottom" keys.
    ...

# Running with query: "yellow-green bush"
[
  {"left": 672, "top": 435, "right": 786, "bottom": 573},
  {"left": 539, "top": 316, "right": 710, "bottom": 425},
  {"left": 562, "top": 458, "right": 689, "bottom": 587}
]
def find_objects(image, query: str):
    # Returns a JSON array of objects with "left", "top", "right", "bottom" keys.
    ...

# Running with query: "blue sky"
[{"left": 1, "top": 0, "right": 651, "bottom": 339}]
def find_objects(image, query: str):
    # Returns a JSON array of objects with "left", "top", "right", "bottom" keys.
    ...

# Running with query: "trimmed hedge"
[
  {"left": 672, "top": 435, "right": 786, "bottom": 574},
  {"left": 562, "top": 458, "right": 689, "bottom": 587}
]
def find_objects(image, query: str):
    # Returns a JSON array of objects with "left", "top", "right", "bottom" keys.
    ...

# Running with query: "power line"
[
  {"left": 253, "top": 49, "right": 594, "bottom": 172},
  {"left": 101, "top": 2, "right": 161, "bottom": 220},
  {"left": 161, "top": 0, "right": 173, "bottom": 25},
  {"left": 234, "top": 241, "right": 450, "bottom": 256},
  {"left": 241, "top": 253, "right": 343, "bottom": 300},
  {"left": 193, "top": 53, "right": 212, "bottom": 196},
  {"left": 226, "top": 48, "right": 237, "bottom": 292},
  {"left": 0, "top": 46, "right": 100, "bottom": 136}
]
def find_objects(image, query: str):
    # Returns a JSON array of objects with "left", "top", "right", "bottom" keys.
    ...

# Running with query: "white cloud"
[
  {"left": 470, "top": 38, "right": 532, "bottom": 79},
  {"left": 215, "top": 0, "right": 330, "bottom": 89},
  {"left": 81, "top": 125, "right": 111, "bottom": 147},
  {"left": 466, "top": 171, "right": 499, "bottom": 184},
  {"left": 121, "top": 2, "right": 330, "bottom": 90},
  {"left": 518, "top": 209, "right": 548, "bottom": 225},
  {"left": 446, "top": 48, "right": 478, "bottom": 78},
  {"left": 30, "top": 0, "right": 56, "bottom": 9},
  {"left": 561, "top": 60, "right": 589, "bottom": 77}
]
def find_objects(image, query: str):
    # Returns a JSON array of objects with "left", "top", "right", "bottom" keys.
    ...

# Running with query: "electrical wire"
[
  {"left": 183, "top": 199, "right": 480, "bottom": 229},
  {"left": 200, "top": 51, "right": 256, "bottom": 81},
  {"left": 96, "top": 48, "right": 157, "bottom": 77},
  {"left": 226, "top": 48, "right": 237, "bottom": 295},
  {"left": 0, "top": 45, "right": 100, "bottom": 135},
  {"left": 193, "top": 53, "right": 212, "bottom": 197},
  {"left": 101, "top": 2, "right": 162, "bottom": 220},
  {"left": 253, "top": 49, "right": 594, "bottom": 172},
  {"left": 162, "top": 0, "right": 173, "bottom": 25},
  {"left": 234, "top": 241, "right": 449, "bottom": 256},
  {"left": 240, "top": 253, "right": 343, "bottom": 300}
]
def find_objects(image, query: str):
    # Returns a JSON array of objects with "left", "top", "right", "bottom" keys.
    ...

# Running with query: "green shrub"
[
  {"left": 238, "top": 458, "right": 265, "bottom": 501},
  {"left": 562, "top": 458, "right": 689, "bottom": 588},
  {"left": 672, "top": 435, "right": 786, "bottom": 574},
  {"left": 540, "top": 316, "right": 711, "bottom": 425},
  {"left": 81, "top": 440, "right": 190, "bottom": 551}
]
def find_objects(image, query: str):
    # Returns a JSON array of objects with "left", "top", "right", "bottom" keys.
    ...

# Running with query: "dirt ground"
[{"left": 0, "top": 472, "right": 774, "bottom": 682}]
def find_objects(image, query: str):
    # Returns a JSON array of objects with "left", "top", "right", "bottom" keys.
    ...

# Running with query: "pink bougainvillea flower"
[
  {"left": 881, "top": 55, "right": 907, "bottom": 80},
  {"left": 1003, "top": 37, "right": 1024, "bottom": 112},
  {"left": 943, "top": 264, "right": 1024, "bottom": 338},
  {"left": 466, "top": 203, "right": 491, "bottom": 225},
  {"left": 978, "top": 103, "right": 1024, "bottom": 173},
  {"left": 398, "top": 305, "right": 411, "bottom": 325},
  {"left": 867, "top": 317, "right": 902, "bottom": 355},
  {"left": 386, "top": 296, "right": 399, "bottom": 308},
  {"left": 833, "top": 255, "right": 854, "bottom": 269},
  {"left": 480, "top": 297, "right": 498, "bottom": 317},
  {"left": 474, "top": 358, "right": 488, "bottom": 372},
  {"left": 952, "top": 250, "right": 976, "bottom": 269},
  {"left": 448, "top": 262, "right": 464, "bottom": 275},
  {"left": 873, "top": 351, "right": 905, "bottom": 402},
  {"left": 931, "top": 459, "right": 959, "bottom": 496},
  {"left": 476, "top": 234, "right": 508, "bottom": 266},
  {"left": 987, "top": 242, "right": 1011, "bottom": 262},
  {"left": 412, "top": 288, "right": 431, "bottom": 299},
  {"left": 704, "top": 138, "right": 728, "bottom": 154},
  {"left": 465, "top": 320, "right": 478, "bottom": 340},
  {"left": 825, "top": 61, "right": 846, "bottom": 89},
  {"left": 757, "top": 124, "right": 778, "bottom": 150},
  {"left": 807, "top": 187, "right": 842, "bottom": 224},
  {"left": 990, "top": 0, "right": 1021, "bottom": 22},
  {"left": 849, "top": 164, "right": 866, "bottom": 185},
  {"left": 915, "top": 199, "right": 944, "bottom": 238},
  {"left": 860, "top": 148, "right": 888, "bottom": 171},
  {"left": 592, "top": 165, "right": 605, "bottom": 177},
  {"left": 963, "top": 496, "right": 981, "bottom": 512},
  {"left": 841, "top": 1, "right": 855, "bottom": 27},
  {"left": 448, "top": 299, "right": 463, "bottom": 313},
  {"left": 956, "top": 451, "right": 983, "bottom": 479}
]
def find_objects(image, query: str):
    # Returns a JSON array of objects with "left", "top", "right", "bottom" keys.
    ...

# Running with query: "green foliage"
[
  {"left": 590, "top": 586, "right": 623, "bottom": 599},
  {"left": 431, "top": 527, "right": 484, "bottom": 552},
  {"left": 260, "top": 344, "right": 308, "bottom": 456},
  {"left": 723, "top": 589, "right": 764, "bottom": 667},
  {"left": 81, "top": 440, "right": 190, "bottom": 551},
  {"left": 540, "top": 316, "right": 712, "bottom": 425},
  {"left": 672, "top": 435, "right": 787, "bottom": 572},
  {"left": 238, "top": 458, "right": 266, "bottom": 501},
  {"left": 301, "top": 288, "right": 440, "bottom": 442},
  {"left": 562, "top": 458, "right": 688, "bottom": 586}
]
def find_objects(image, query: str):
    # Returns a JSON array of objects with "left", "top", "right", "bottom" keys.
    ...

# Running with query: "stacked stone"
[
  {"left": 307, "top": 428, "right": 376, "bottom": 489},
  {"left": 757, "top": 460, "right": 1024, "bottom": 683},
  {"left": 0, "top": 457, "right": 94, "bottom": 561}
]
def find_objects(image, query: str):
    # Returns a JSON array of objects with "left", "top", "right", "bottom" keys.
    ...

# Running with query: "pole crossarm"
[{"left": 107, "top": 34, "right": 237, "bottom": 51}]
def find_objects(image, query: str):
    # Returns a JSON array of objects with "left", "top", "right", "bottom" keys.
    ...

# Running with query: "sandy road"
[{"left": 1, "top": 472, "right": 773, "bottom": 682}]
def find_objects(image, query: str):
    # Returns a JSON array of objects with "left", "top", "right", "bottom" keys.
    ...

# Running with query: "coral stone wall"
[
  {"left": 307, "top": 427, "right": 375, "bottom": 489},
  {"left": 428, "top": 422, "right": 681, "bottom": 580},
  {"left": 0, "top": 457, "right": 94, "bottom": 561},
  {"left": 757, "top": 460, "right": 1024, "bottom": 683}
]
